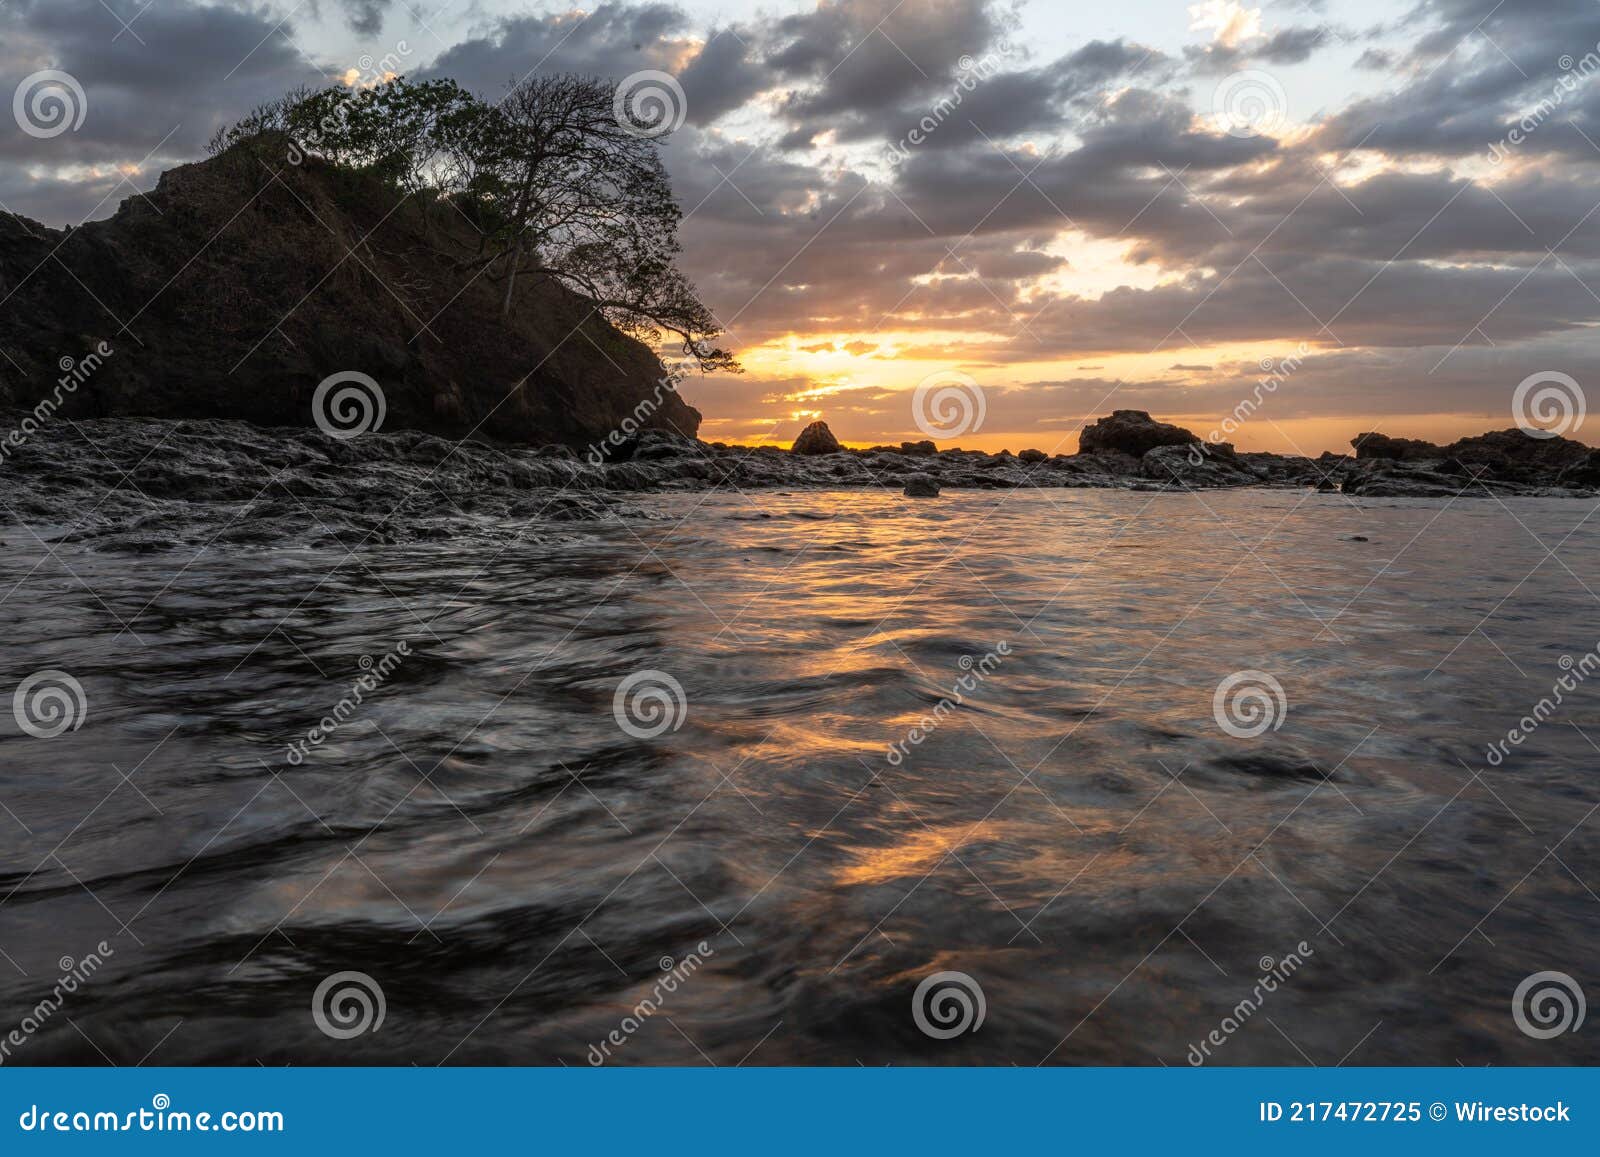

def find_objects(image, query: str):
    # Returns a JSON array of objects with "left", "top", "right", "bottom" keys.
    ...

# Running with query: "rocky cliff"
[{"left": 0, "top": 141, "right": 700, "bottom": 445}]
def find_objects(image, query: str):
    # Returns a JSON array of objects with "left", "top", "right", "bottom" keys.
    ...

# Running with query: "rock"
[
  {"left": 900, "top": 440, "right": 937, "bottom": 456},
  {"left": 1141, "top": 443, "right": 1257, "bottom": 488},
  {"left": 1558, "top": 449, "right": 1600, "bottom": 488},
  {"left": 1444, "top": 428, "right": 1589, "bottom": 472},
  {"left": 791, "top": 420, "right": 842, "bottom": 455},
  {"left": 1347, "top": 535, "right": 1369, "bottom": 542},
  {"left": 1350, "top": 432, "right": 1441, "bottom": 460},
  {"left": 1018, "top": 449, "right": 1047, "bottom": 463},
  {"left": 902, "top": 473, "right": 940, "bottom": 497},
  {"left": 0, "top": 148, "right": 700, "bottom": 446},
  {"left": 1078, "top": 410, "right": 1200, "bottom": 457}
]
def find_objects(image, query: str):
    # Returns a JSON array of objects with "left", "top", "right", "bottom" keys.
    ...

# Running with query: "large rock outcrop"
[
  {"left": 1078, "top": 410, "right": 1200, "bottom": 456},
  {"left": 791, "top": 420, "right": 842, "bottom": 454},
  {"left": 0, "top": 141, "right": 700, "bottom": 445}
]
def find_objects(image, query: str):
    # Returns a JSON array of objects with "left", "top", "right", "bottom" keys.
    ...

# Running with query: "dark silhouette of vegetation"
[{"left": 211, "top": 76, "right": 736, "bottom": 374}]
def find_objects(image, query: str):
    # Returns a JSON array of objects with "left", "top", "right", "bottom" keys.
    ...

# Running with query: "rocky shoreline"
[{"left": 1, "top": 408, "right": 1595, "bottom": 553}]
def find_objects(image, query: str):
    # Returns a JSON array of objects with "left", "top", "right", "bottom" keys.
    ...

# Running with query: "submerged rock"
[{"left": 902, "top": 473, "right": 940, "bottom": 497}]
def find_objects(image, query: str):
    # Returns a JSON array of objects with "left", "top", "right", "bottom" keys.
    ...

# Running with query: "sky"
[{"left": 4, "top": 0, "right": 1600, "bottom": 453}]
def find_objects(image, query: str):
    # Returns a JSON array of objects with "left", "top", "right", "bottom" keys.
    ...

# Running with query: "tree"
[
  {"left": 211, "top": 74, "right": 737, "bottom": 374},
  {"left": 477, "top": 76, "right": 734, "bottom": 370}
]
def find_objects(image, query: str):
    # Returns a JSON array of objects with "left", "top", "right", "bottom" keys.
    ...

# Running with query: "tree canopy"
[{"left": 211, "top": 75, "right": 736, "bottom": 374}]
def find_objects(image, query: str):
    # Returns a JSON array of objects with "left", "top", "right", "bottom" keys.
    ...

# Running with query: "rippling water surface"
[{"left": 3, "top": 488, "right": 1598, "bottom": 1065}]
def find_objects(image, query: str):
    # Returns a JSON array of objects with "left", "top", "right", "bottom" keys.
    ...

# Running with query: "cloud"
[{"left": 1189, "top": 1, "right": 1264, "bottom": 49}]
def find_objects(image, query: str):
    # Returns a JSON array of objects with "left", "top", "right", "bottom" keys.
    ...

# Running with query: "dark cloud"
[
  {"left": 1184, "top": 25, "right": 1340, "bottom": 73},
  {"left": 0, "top": 0, "right": 323, "bottom": 219}
]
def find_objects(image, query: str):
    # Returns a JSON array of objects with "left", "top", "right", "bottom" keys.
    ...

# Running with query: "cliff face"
[{"left": 0, "top": 143, "right": 700, "bottom": 444}]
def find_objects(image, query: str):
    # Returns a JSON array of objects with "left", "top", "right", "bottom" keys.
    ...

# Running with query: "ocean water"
[{"left": 1, "top": 487, "right": 1597, "bottom": 1066}]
